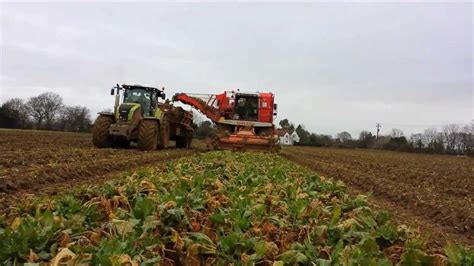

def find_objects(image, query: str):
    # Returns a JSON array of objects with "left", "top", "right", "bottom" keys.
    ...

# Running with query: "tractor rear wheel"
[
  {"left": 138, "top": 120, "right": 159, "bottom": 151},
  {"left": 157, "top": 119, "right": 170, "bottom": 149},
  {"left": 92, "top": 115, "right": 113, "bottom": 148}
]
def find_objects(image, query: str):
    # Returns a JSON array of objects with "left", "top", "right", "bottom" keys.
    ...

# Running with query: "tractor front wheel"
[
  {"left": 157, "top": 119, "right": 170, "bottom": 149},
  {"left": 138, "top": 120, "right": 159, "bottom": 151},
  {"left": 92, "top": 115, "right": 113, "bottom": 148}
]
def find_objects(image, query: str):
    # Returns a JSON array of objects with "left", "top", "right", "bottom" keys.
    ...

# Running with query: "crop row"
[{"left": 0, "top": 151, "right": 471, "bottom": 265}]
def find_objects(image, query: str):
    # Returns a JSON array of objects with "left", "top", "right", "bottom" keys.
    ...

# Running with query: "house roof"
[{"left": 276, "top": 128, "right": 294, "bottom": 137}]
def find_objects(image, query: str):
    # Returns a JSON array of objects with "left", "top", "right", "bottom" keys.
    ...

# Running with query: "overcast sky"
[{"left": 0, "top": 2, "right": 472, "bottom": 137}]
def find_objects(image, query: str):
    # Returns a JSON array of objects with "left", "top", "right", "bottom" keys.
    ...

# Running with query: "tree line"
[
  {"left": 279, "top": 118, "right": 473, "bottom": 156},
  {"left": 0, "top": 92, "right": 92, "bottom": 132},
  {"left": 3, "top": 94, "right": 470, "bottom": 156}
]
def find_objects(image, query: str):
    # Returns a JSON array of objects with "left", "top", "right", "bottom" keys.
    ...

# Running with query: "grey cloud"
[{"left": 0, "top": 2, "right": 472, "bottom": 137}]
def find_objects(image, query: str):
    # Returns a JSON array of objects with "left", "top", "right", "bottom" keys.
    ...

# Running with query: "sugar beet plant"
[{"left": 0, "top": 151, "right": 472, "bottom": 265}]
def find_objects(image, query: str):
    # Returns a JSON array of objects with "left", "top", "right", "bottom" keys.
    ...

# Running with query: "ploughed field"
[
  {"left": 0, "top": 129, "right": 201, "bottom": 209},
  {"left": 2, "top": 150, "right": 472, "bottom": 264},
  {"left": 0, "top": 129, "right": 472, "bottom": 264},
  {"left": 282, "top": 146, "right": 474, "bottom": 249}
]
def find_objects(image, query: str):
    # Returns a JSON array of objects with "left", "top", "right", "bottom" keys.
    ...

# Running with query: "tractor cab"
[{"left": 111, "top": 84, "right": 166, "bottom": 117}]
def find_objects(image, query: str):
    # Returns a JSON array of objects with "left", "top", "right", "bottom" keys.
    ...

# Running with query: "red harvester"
[{"left": 173, "top": 91, "right": 279, "bottom": 152}]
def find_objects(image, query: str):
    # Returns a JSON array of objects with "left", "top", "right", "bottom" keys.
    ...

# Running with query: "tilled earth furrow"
[{"left": 281, "top": 147, "right": 474, "bottom": 249}]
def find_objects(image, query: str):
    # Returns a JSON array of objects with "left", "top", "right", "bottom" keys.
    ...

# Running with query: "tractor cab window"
[
  {"left": 124, "top": 89, "right": 152, "bottom": 115},
  {"left": 234, "top": 94, "right": 258, "bottom": 121}
]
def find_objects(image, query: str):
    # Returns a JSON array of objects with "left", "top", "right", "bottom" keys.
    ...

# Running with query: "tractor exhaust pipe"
[{"left": 113, "top": 84, "right": 120, "bottom": 115}]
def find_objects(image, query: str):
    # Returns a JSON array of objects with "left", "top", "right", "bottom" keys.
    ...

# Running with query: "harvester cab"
[{"left": 92, "top": 84, "right": 193, "bottom": 150}]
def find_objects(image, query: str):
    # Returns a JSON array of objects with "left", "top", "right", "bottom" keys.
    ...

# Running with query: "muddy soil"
[
  {"left": 0, "top": 129, "right": 202, "bottom": 210},
  {"left": 282, "top": 146, "right": 474, "bottom": 249}
]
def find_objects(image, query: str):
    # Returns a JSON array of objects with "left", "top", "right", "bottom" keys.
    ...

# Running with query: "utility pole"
[{"left": 376, "top": 123, "right": 381, "bottom": 139}]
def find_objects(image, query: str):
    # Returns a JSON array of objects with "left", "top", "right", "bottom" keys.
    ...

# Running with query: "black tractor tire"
[
  {"left": 138, "top": 120, "right": 159, "bottom": 151},
  {"left": 157, "top": 119, "right": 170, "bottom": 149},
  {"left": 92, "top": 115, "right": 114, "bottom": 148}
]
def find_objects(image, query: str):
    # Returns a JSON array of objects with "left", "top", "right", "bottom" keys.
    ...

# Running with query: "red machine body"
[{"left": 173, "top": 91, "right": 279, "bottom": 151}]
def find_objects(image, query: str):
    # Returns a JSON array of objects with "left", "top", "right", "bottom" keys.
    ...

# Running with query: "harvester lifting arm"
[{"left": 172, "top": 93, "right": 222, "bottom": 123}]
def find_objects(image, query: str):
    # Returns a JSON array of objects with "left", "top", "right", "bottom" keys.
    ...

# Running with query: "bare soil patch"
[{"left": 0, "top": 129, "right": 201, "bottom": 210}]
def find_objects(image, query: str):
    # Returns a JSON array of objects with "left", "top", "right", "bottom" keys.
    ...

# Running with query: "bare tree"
[
  {"left": 27, "top": 92, "right": 63, "bottom": 130},
  {"left": 458, "top": 124, "right": 473, "bottom": 154},
  {"left": 58, "top": 105, "right": 92, "bottom": 132},
  {"left": 391, "top": 128, "right": 404, "bottom": 138},
  {"left": 336, "top": 131, "right": 352, "bottom": 143},
  {"left": 410, "top": 133, "right": 423, "bottom": 149},
  {"left": 434, "top": 132, "right": 445, "bottom": 153},
  {"left": 422, "top": 128, "right": 438, "bottom": 150},
  {"left": 28, "top": 96, "right": 46, "bottom": 128},
  {"left": 2, "top": 98, "right": 26, "bottom": 113},
  {"left": 442, "top": 124, "right": 460, "bottom": 151}
]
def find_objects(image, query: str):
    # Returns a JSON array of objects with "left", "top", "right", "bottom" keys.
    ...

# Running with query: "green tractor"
[{"left": 92, "top": 84, "right": 193, "bottom": 150}]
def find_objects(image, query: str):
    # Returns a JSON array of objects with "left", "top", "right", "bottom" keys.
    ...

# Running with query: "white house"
[{"left": 277, "top": 129, "right": 300, "bottom": 145}]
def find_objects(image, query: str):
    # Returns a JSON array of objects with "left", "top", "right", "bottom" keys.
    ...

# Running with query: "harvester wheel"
[
  {"left": 185, "top": 131, "right": 193, "bottom": 148},
  {"left": 157, "top": 119, "right": 170, "bottom": 149},
  {"left": 138, "top": 120, "right": 159, "bottom": 151},
  {"left": 176, "top": 131, "right": 192, "bottom": 148},
  {"left": 92, "top": 115, "right": 113, "bottom": 148}
]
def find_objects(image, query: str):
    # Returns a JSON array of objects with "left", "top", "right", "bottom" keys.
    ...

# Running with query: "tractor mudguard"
[
  {"left": 97, "top": 112, "right": 114, "bottom": 117},
  {"left": 96, "top": 112, "right": 115, "bottom": 123}
]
